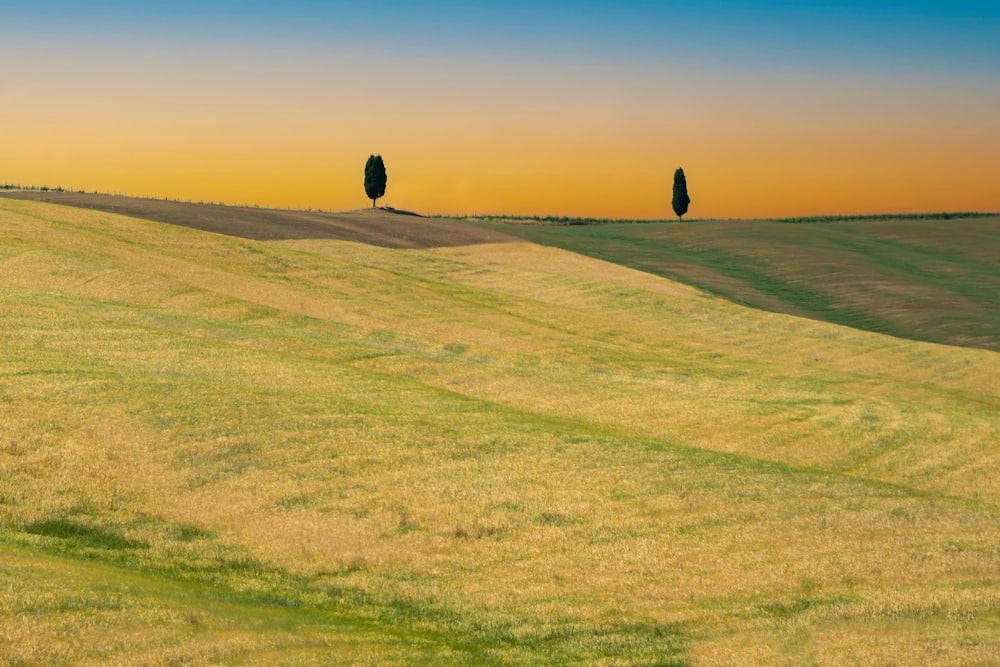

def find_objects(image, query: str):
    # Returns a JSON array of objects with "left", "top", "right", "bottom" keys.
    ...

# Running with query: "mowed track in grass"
[
  {"left": 1, "top": 196, "right": 999, "bottom": 665},
  {"left": 487, "top": 217, "right": 1000, "bottom": 352}
]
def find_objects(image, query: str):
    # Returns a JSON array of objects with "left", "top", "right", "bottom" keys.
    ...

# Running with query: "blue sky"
[{"left": 9, "top": 1, "right": 1000, "bottom": 72}]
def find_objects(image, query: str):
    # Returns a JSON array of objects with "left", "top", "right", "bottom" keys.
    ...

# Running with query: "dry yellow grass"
[{"left": 2, "top": 197, "right": 998, "bottom": 664}]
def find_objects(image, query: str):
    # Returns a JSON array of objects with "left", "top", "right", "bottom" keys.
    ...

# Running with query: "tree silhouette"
[
  {"left": 364, "top": 155, "right": 387, "bottom": 208},
  {"left": 672, "top": 168, "right": 690, "bottom": 220}
]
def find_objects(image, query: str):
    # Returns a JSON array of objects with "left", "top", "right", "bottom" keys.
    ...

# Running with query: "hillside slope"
[
  {"left": 0, "top": 190, "right": 517, "bottom": 247},
  {"left": 491, "top": 217, "right": 1000, "bottom": 352},
  {"left": 2, "top": 197, "right": 998, "bottom": 665}
]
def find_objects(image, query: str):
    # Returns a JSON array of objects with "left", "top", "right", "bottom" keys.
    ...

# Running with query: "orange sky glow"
[{"left": 4, "top": 6, "right": 999, "bottom": 219}]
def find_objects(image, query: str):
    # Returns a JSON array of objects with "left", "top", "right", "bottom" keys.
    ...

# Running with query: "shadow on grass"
[{"left": 24, "top": 518, "right": 147, "bottom": 550}]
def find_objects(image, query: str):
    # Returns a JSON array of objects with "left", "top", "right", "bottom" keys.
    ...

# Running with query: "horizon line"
[{"left": 2, "top": 184, "right": 997, "bottom": 224}]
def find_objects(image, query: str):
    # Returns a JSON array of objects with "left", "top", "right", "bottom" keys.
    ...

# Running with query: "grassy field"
[
  {"left": 483, "top": 217, "right": 1000, "bottom": 352},
  {"left": 2, "top": 197, "right": 999, "bottom": 665}
]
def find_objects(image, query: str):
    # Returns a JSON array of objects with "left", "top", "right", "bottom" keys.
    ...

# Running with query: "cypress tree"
[
  {"left": 364, "top": 155, "right": 387, "bottom": 208},
  {"left": 672, "top": 167, "right": 690, "bottom": 220}
]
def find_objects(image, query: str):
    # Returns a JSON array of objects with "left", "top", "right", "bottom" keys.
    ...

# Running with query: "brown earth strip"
[{"left": 0, "top": 191, "right": 517, "bottom": 249}]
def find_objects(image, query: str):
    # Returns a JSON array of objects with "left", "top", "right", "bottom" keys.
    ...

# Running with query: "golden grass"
[{"left": 2, "top": 197, "right": 999, "bottom": 664}]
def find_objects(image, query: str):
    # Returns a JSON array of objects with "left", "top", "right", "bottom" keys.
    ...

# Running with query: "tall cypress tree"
[
  {"left": 364, "top": 155, "right": 387, "bottom": 208},
  {"left": 672, "top": 168, "right": 690, "bottom": 220}
]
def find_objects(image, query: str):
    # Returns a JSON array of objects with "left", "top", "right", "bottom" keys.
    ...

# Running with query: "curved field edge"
[
  {"left": 2, "top": 198, "right": 999, "bottom": 664},
  {"left": 478, "top": 217, "right": 1000, "bottom": 352}
]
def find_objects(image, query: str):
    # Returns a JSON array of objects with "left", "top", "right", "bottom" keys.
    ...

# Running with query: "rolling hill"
[
  {"left": 478, "top": 216, "right": 1000, "bottom": 352},
  {"left": 2, "top": 195, "right": 998, "bottom": 665}
]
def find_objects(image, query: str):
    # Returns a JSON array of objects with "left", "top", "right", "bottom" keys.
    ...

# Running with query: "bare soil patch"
[{"left": 0, "top": 191, "right": 516, "bottom": 249}]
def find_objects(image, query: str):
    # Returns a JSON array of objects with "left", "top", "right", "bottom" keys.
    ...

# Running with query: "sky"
[{"left": 3, "top": 1, "right": 999, "bottom": 218}]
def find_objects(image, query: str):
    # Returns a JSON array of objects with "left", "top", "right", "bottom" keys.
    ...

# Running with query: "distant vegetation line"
[
  {"left": 775, "top": 211, "right": 997, "bottom": 222},
  {"left": 450, "top": 211, "right": 997, "bottom": 225},
  {"left": 1, "top": 183, "right": 70, "bottom": 193},
  {"left": 4, "top": 184, "right": 995, "bottom": 222}
]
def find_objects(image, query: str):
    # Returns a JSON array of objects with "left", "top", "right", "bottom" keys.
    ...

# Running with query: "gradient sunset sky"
[{"left": 4, "top": 1, "right": 999, "bottom": 218}]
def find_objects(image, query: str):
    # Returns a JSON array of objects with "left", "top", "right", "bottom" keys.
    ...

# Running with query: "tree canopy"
[
  {"left": 672, "top": 168, "right": 690, "bottom": 220},
  {"left": 364, "top": 155, "right": 387, "bottom": 208}
]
